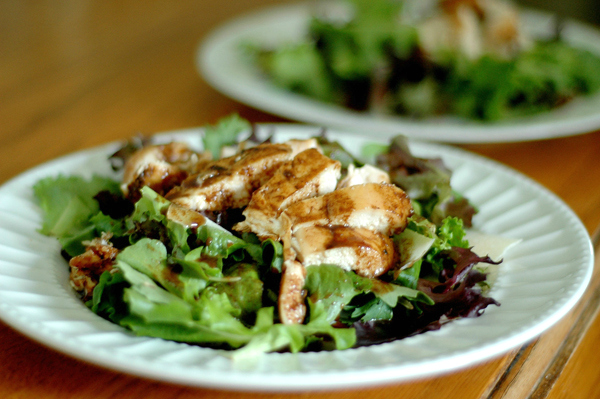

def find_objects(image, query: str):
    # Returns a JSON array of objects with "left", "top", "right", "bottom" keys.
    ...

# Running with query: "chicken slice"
[
  {"left": 234, "top": 148, "right": 341, "bottom": 239},
  {"left": 292, "top": 226, "right": 395, "bottom": 278},
  {"left": 165, "top": 140, "right": 317, "bottom": 212},
  {"left": 166, "top": 203, "right": 208, "bottom": 231},
  {"left": 337, "top": 164, "right": 390, "bottom": 189},
  {"left": 281, "top": 182, "right": 413, "bottom": 237},
  {"left": 284, "top": 138, "right": 320, "bottom": 155},
  {"left": 278, "top": 258, "right": 307, "bottom": 325},
  {"left": 482, "top": 0, "right": 527, "bottom": 58},
  {"left": 418, "top": 0, "right": 529, "bottom": 60},
  {"left": 122, "top": 142, "right": 201, "bottom": 201},
  {"left": 277, "top": 183, "right": 411, "bottom": 324},
  {"left": 277, "top": 218, "right": 308, "bottom": 325}
]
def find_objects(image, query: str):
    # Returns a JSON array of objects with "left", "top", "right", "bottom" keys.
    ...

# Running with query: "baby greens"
[{"left": 34, "top": 117, "right": 500, "bottom": 357}]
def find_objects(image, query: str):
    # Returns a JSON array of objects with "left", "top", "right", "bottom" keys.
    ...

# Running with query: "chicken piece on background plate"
[{"left": 418, "top": 0, "right": 529, "bottom": 61}]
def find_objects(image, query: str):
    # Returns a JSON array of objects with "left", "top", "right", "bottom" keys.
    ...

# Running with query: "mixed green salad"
[
  {"left": 34, "top": 115, "right": 501, "bottom": 359},
  {"left": 249, "top": 0, "right": 600, "bottom": 121}
]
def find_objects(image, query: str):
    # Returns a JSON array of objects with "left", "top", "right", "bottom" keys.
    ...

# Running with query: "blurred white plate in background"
[{"left": 198, "top": 3, "right": 600, "bottom": 143}]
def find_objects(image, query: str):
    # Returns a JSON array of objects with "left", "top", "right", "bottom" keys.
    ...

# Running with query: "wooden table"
[{"left": 2, "top": 1, "right": 599, "bottom": 398}]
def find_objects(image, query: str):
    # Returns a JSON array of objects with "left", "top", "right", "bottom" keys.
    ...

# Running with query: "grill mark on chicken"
[
  {"left": 164, "top": 140, "right": 320, "bottom": 213},
  {"left": 234, "top": 148, "right": 341, "bottom": 239},
  {"left": 277, "top": 183, "right": 412, "bottom": 324},
  {"left": 293, "top": 226, "right": 395, "bottom": 278},
  {"left": 120, "top": 137, "right": 415, "bottom": 327},
  {"left": 165, "top": 143, "right": 295, "bottom": 212},
  {"left": 283, "top": 182, "right": 413, "bottom": 236}
]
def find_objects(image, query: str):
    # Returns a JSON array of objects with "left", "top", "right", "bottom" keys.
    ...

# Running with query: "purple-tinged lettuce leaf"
[{"left": 375, "top": 135, "right": 477, "bottom": 226}]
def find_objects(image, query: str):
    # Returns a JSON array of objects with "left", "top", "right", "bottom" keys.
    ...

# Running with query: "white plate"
[
  {"left": 0, "top": 125, "right": 593, "bottom": 391},
  {"left": 198, "top": 2, "right": 600, "bottom": 143}
]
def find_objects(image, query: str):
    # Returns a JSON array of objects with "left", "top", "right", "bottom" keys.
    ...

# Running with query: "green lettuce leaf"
[
  {"left": 304, "top": 265, "right": 368, "bottom": 324},
  {"left": 252, "top": 42, "right": 337, "bottom": 103},
  {"left": 425, "top": 216, "right": 470, "bottom": 275},
  {"left": 202, "top": 114, "right": 251, "bottom": 160},
  {"left": 306, "top": 264, "right": 433, "bottom": 325},
  {"left": 33, "top": 175, "right": 121, "bottom": 256},
  {"left": 90, "top": 270, "right": 129, "bottom": 322},
  {"left": 117, "top": 238, "right": 209, "bottom": 303},
  {"left": 212, "top": 263, "right": 264, "bottom": 319},
  {"left": 340, "top": 295, "right": 393, "bottom": 323}
]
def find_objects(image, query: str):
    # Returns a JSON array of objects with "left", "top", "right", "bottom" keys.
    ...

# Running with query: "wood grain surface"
[{"left": 1, "top": 1, "right": 599, "bottom": 398}]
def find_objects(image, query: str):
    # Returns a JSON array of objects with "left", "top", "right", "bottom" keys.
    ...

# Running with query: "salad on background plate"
[
  {"left": 0, "top": 119, "right": 592, "bottom": 390},
  {"left": 249, "top": 0, "right": 600, "bottom": 121},
  {"left": 198, "top": 0, "right": 600, "bottom": 142}
]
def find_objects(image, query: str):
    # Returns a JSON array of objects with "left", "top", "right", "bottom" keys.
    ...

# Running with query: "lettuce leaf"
[
  {"left": 212, "top": 263, "right": 264, "bottom": 319},
  {"left": 425, "top": 217, "right": 469, "bottom": 276},
  {"left": 252, "top": 42, "right": 337, "bottom": 103},
  {"left": 118, "top": 238, "right": 210, "bottom": 302},
  {"left": 35, "top": 127, "right": 502, "bottom": 356},
  {"left": 90, "top": 269, "right": 129, "bottom": 322},
  {"left": 341, "top": 296, "right": 393, "bottom": 323},
  {"left": 375, "top": 136, "right": 477, "bottom": 226},
  {"left": 304, "top": 265, "right": 367, "bottom": 324},
  {"left": 33, "top": 175, "right": 122, "bottom": 256},
  {"left": 96, "top": 252, "right": 355, "bottom": 356},
  {"left": 306, "top": 264, "right": 433, "bottom": 327},
  {"left": 202, "top": 114, "right": 251, "bottom": 160}
]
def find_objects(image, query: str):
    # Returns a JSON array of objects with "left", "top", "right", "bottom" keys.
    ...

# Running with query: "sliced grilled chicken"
[
  {"left": 284, "top": 138, "right": 320, "bottom": 155},
  {"left": 234, "top": 148, "right": 341, "bottom": 239},
  {"left": 292, "top": 226, "right": 395, "bottom": 278},
  {"left": 165, "top": 140, "right": 318, "bottom": 212},
  {"left": 278, "top": 258, "right": 307, "bottom": 325},
  {"left": 277, "top": 220, "right": 308, "bottom": 325},
  {"left": 277, "top": 182, "right": 411, "bottom": 324},
  {"left": 337, "top": 164, "right": 390, "bottom": 189},
  {"left": 166, "top": 203, "right": 208, "bottom": 231},
  {"left": 121, "top": 142, "right": 200, "bottom": 201},
  {"left": 418, "top": 0, "right": 528, "bottom": 60},
  {"left": 282, "top": 182, "right": 413, "bottom": 237}
]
